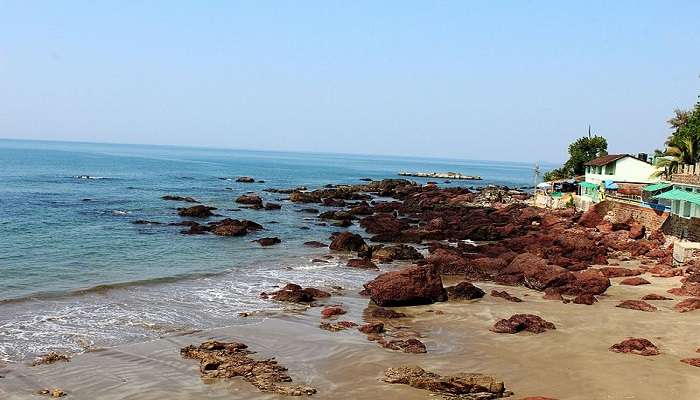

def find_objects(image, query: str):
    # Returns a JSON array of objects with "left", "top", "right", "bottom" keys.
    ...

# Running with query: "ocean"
[{"left": 0, "top": 139, "right": 541, "bottom": 362}]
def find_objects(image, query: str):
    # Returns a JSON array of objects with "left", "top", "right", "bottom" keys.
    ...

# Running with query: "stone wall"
[
  {"left": 593, "top": 200, "right": 669, "bottom": 232},
  {"left": 662, "top": 214, "right": 700, "bottom": 242}
]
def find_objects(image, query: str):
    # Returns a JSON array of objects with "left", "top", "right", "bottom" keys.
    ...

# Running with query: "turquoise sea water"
[{"left": 0, "top": 139, "right": 541, "bottom": 361}]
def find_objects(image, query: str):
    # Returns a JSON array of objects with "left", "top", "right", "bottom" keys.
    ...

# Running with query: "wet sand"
[{"left": 2, "top": 261, "right": 700, "bottom": 399}]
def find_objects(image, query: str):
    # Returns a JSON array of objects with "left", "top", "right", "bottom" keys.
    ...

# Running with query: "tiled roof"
[{"left": 584, "top": 154, "right": 628, "bottom": 166}]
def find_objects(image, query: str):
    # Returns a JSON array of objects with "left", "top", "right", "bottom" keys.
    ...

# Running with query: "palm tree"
[{"left": 654, "top": 106, "right": 700, "bottom": 178}]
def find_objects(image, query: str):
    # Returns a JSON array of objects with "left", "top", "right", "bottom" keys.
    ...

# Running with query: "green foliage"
[
  {"left": 544, "top": 135, "right": 608, "bottom": 181},
  {"left": 655, "top": 101, "right": 700, "bottom": 177}
]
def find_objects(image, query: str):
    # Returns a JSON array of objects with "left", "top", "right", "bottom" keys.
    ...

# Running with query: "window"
[
  {"left": 605, "top": 162, "right": 616, "bottom": 175},
  {"left": 683, "top": 201, "right": 692, "bottom": 218}
]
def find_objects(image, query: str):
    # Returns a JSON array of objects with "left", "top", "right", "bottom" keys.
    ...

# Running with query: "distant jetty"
[{"left": 398, "top": 171, "right": 482, "bottom": 180}]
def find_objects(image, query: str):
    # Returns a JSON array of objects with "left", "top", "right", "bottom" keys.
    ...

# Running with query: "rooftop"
[{"left": 584, "top": 154, "right": 629, "bottom": 167}]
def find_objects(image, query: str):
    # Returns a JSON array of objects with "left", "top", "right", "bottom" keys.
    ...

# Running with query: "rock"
[
  {"left": 641, "top": 294, "right": 672, "bottom": 301},
  {"left": 264, "top": 202, "right": 281, "bottom": 210},
  {"left": 329, "top": 232, "right": 367, "bottom": 252},
  {"left": 447, "top": 282, "right": 486, "bottom": 300},
  {"left": 628, "top": 222, "right": 646, "bottom": 239},
  {"left": 681, "top": 358, "right": 700, "bottom": 367},
  {"left": 319, "top": 321, "right": 357, "bottom": 332},
  {"left": 235, "top": 194, "right": 263, "bottom": 207},
  {"left": 37, "top": 389, "right": 67, "bottom": 397},
  {"left": 379, "top": 338, "right": 427, "bottom": 353},
  {"left": 236, "top": 176, "right": 255, "bottom": 183},
  {"left": 383, "top": 366, "right": 506, "bottom": 397},
  {"left": 675, "top": 298, "right": 700, "bottom": 313},
  {"left": 302, "top": 287, "right": 331, "bottom": 298},
  {"left": 542, "top": 290, "right": 564, "bottom": 301},
  {"left": 372, "top": 244, "right": 424, "bottom": 263},
  {"left": 573, "top": 293, "right": 597, "bottom": 305},
  {"left": 558, "top": 270, "right": 611, "bottom": 296},
  {"left": 347, "top": 258, "right": 378, "bottom": 269},
  {"left": 369, "top": 307, "right": 407, "bottom": 319},
  {"left": 32, "top": 352, "right": 71, "bottom": 367},
  {"left": 363, "top": 265, "right": 447, "bottom": 307},
  {"left": 267, "top": 283, "right": 327, "bottom": 303},
  {"left": 598, "top": 267, "right": 642, "bottom": 278},
  {"left": 132, "top": 219, "right": 162, "bottom": 225},
  {"left": 358, "top": 322, "right": 385, "bottom": 334},
  {"left": 609, "top": 338, "right": 659, "bottom": 356},
  {"left": 578, "top": 208, "right": 603, "bottom": 228},
  {"left": 303, "top": 241, "right": 327, "bottom": 248},
  {"left": 491, "top": 290, "right": 523, "bottom": 302},
  {"left": 491, "top": 314, "right": 556, "bottom": 334},
  {"left": 178, "top": 205, "right": 216, "bottom": 218},
  {"left": 620, "top": 277, "right": 651, "bottom": 286},
  {"left": 181, "top": 340, "right": 316, "bottom": 396},
  {"left": 255, "top": 237, "right": 281, "bottom": 246},
  {"left": 162, "top": 195, "right": 198, "bottom": 202},
  {"left": 213, "top": 224, "right": 247, "bottom": 236},
  {"left": 616, "top": 300, "right": 657, "bottom": 312},
  {"left": 321, "top": 306, "right": 346, "bottom": 319}
]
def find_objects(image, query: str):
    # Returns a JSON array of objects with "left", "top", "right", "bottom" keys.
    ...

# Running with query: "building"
[{"left": 580, "top": 154, "right": 661, "bottom": 204}]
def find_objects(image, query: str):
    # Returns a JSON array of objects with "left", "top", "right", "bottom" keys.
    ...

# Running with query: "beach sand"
[{"left": 2, "top": 263, "right": 700, "bottom": 400}]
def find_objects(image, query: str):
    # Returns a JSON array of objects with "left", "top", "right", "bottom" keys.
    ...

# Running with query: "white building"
[{"left": 584, "top": 154, "right": 661, "bottom": 185}]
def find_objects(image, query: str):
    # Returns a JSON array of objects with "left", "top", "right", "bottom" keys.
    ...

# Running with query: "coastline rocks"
[
  {"left": 378, "top": 338, "right": 427, "bottom": 354},
  {"left": 674, "top": 298, "right": 700, "bottom": 313},
  {"left": 619, "top": 277, "right": 651, "bottom": 286},
  {"left": 363, "top": 265, "right": 447, "bottom": 307},
  {"left": 162, "top": 195, "right": 198, "bottom": 203},
  {"left": 383, "top": 366, "right": 506, "bottom": 398},
  {"left": 447, "top": 282, "right": 486, "bottom": 300},
  {"left": 358, "top": 322, "right": 385, "bottom": 334},
  {"left": 210, "top": 219, "right": 263, "bottom": 237},
  {"left": 264, "top": 202, "right": 282, "bottom": 210},
  {"left": 598, "top": 267, "right": 642, "bottom": 278},
  {"left": 347, "top": 258, "right": 378, "bottom": 269},
  {"left": 235, "top": 194, "right": 263, "bottom": 208},
  {"left": 181, "top": 340, "right": 316, "bottom": 396},
  {"left": 368, "top": 307, "right": 407, "bottom": 319},
  {"left": 329, "top": 232, "right": 367, "bottom": 252},
  {"left": 616, "top": 300, "right": 657, "bottom": 312},
  {"left": 255, "top": 237, "right": 281, "bottom": 246},
  {"left": 321, "top": 306, "right": 346, "bottom": 319},
  {"left": 578, "top": 208, "right": 603, "bottom": 228},
  {"left": 371, "top": 244, "right": 423, "bottom": 263},
  {"left": 572, "top": 293, "right": 597, "bottom": 305},
  {"left": 609, "top": 338, "right": 659, "bottom": 356},
  {"left": 178, "top": 205, "right": 216, "bottom": 218},
  {"left": 491, "top": 290, "right": 522, "bottom": 303},
  {"left": 491, "top": 314, "right": 556, "bottom": 334},
  {"left": 264, "top": 283, "right": 329, "bottom": 303}
]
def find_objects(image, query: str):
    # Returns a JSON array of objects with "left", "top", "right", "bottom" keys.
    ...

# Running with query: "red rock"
[
  {"left": 675, "top": 298, "right": 700, "bottom": 313},
  {"left": 609, "top": 338, "right": 659, "bottom": 356},
  {"left": 368, "top": 307, "right": 406, "bottom": 319},
  {"left": 426, "top": 248, "right": 469, "bottom": 274},
  {"left": 558, "top": 270, "right": 611, "bottom": 296},
  {"left": 499, "top": 253, "right": 575, "bottom": 291},
  {"left": 378, "top": 338, "right": 427, "bottom": 353},
  {"left": 628, "top": 222, "right": 645, "bottom": 239},
  {"left": 616, "top": 300, "right": 657, "bottom": 312},
  {"left": 446, "top": 282, "right": 485, "bottom": 300},
  {"left": 303, "top": 287, "right": 331, "bottom": 298},
  {"left": 178, "top": 205, "right": 215, "bottom": 218},
  {"left": 573, "top": 293, "right": 597, "bottom": 305},
  {"left": 329, "top": 232, "right": 367, "bottom": 252},
  {"left": 681, "top": 358, "right": 700, "bottom": 367},
  {"left": 578, "top": 208, "right": 603, "bottom": 228},
  {"left": 641, "top": 294, "right": 672, "bottom": 301},
  {"left": 213, "top": 224, "right": 247, "bottom": 236},
  {"left": 491, "top": 290, "right": 522, "bottom": 302},
  {"left": 491, "top": 314, "right": 556, "bottom": 334},
  {"left": 542, "top": 289, "right": 563, "bottom": 301},
  {"left": 358, "top": 322, "right": 385, "bottom": 334},
  {"left": 363, "top": 265, "right": 447, "bottom": 307},
  {"left": 321, "top": 306, "right": 346, "bottom": 319},
  {"left": 303, "top": 241, "right": 327, "bottom": 247},
  {"left": 347, "top": 258, "right": 378, "bottom": 269},
  {"left": 619, "top": 277, "right": 651, "bottom": 286},
  {"left": 598, "top": 267, "right": 642, "bottom": 278},
  {"left": 235, "top": 194, "right": 263, "bottom": 207}
]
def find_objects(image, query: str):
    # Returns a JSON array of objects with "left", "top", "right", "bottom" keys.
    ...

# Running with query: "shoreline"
[{"left": 4, "top": 179, "right": 700, "bottom": 399}]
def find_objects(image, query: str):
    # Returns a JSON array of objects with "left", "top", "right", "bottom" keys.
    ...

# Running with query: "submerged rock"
[
  {"left": 303, "top": 241, "right": 327, "bottom": 248},
  {"left": 363, "top": 265, "right": 447, "bottom": 307},
  {"left": 347, "top": 258, "right": 378, "bottom": 269},
  {"left": 616, "top": 300, "right": 657, "bottom": 312},
  {"left": 368, "top": 307, "right": 407, "bottom": 319},
  {"left": 491, "top": 314, "right": 556, "bottom": 334},
  {"left": 609, "top": 338, "right": 659, "bottom": 356},
  {"left": 383, "top": 366, "right": 507, "bottom": 398},
  {"left": 358, "top": 322, "right": 385, "bottom": 334},
  {"left": 491, "top": 290, "right": 522, "bottom": 303},
  {"left": 181, "top": 340, "right": 316, "bottom": 396},
  {"left": 319, "top": 321, "right": 357, "bottom": 331},
  {"left": 255, "top": 237, "right": 281, "bottom": 246},
  {"left": 236, "top": 176, "right": 256, "bottom": 183},
  {"left": 162, "top": 195, "right": 198, "bottom": 203},
  {"left": 378, "top": 338, "right": 427, "bottom": 354},
  {"left": 681, "top": 358, "right": 700, "bottom": 367},
  {"left": 178, "top": 205, "right": 216, "bottom": 218},
  {"left": 235, "top": 194, "right": 263, "bottom": 207}
]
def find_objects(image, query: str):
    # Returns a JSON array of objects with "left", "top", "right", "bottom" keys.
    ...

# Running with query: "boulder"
[
  {"left": 368, "top": 307, "right": 406, "bottom": 319},
  {"left": 358, "top": 322, "right": 385, "bottom": 334},
  {"left": 347, "top": 258, "right": 378, "bottom": 269},
  {"left": 491, "top": 290, "right": 522, "bottom": 302},
  {"left": 609, "top": 338, "right": 659, "bottom": 356},
  {"left": 619, "top": 277, "right": 651, "bottom": 286},
  {"left": 628, "top": 222, "right": 646, "bottom": 239},
  {"left": 235, "top": 176, "right": 256, "bottom": 183},
  {"left": 321, "top": 306, "right": 346, "bottom": 319},
  {"left": 329, "top": 232, "right": 367, "bottom": 252},
  {"left": 491, "top": 314, "right": 556, "bottom": 334},
  {"left": 578, "top": 208, "right": 603, "bottom": 228},
  {"left": 641, "top": 293, "right": 672, "bottom": 301},
  {"left": 616, "top": 300, "right": 657, "bottom": 312},
  {"left": 178, "top": 205, "right": 216, "bottom": 218},
  {"left": 446, "top": 282, "right": 486, "bottom": 300},
  {"left": 573, "top": 293, "right": 597, "bottom": 305},
  {"left": 383, "top": 366, "right": 506, "bottom": 397},
  {"left": 372, "top": 245, "right": 423, "bottom": 263},
  {"left": 255, "top": 237, "right": 281, "bottom": 246},
  {"left": 598, "top": 267, "right": 642, "bottom": 278},
  {"left": 264, "top": 202, "right": 282, "bottom": 210},
  {"left": 235, "top": 194, "right": 263, "bottom": 207},
  {"left": 363, "top": 265, "right": 447, "bottom": 307},
  {"left": 675, "top": 298, "right": 700, "bottom": 313},
  {"left": 378, "top": 339, "right": 427, "bottom": 354}
]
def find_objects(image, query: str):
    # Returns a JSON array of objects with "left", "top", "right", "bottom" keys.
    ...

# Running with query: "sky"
[{"left": 1, "top": 1, "right": 699, "bottom": 163}]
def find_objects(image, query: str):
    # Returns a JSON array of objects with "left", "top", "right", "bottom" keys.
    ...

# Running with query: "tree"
[
  {"left": 655, "top": 101, "right": 700, "bottom": 177},
  {"left": 543, "top": 135, "right": 608, "bottom": 181}
]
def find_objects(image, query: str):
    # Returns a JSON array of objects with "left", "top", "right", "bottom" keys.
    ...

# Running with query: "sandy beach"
[{"left": 3, "top": 257, "right": 699, "bottom": 400}]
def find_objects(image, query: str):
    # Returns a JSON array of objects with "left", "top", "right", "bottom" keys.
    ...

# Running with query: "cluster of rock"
[
  {"left": 383, "top": 366, "right": 509, "bottom": 399},
  {"left": 178, "top": 218, "right": 264, "bottom": 236},
  {"left": 181, "top": 340, "right": 316, "bottom": 396}
]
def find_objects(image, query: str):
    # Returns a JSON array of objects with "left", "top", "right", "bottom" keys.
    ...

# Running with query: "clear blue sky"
[{"left": 1, "top": 1, "right": 699, "bottom": 162}]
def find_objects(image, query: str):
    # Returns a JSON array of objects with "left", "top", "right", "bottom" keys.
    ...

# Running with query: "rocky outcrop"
[
  {"left": 383, "top": 366, "right": 507, "bottom": 398},
  {"left": 263, "top": 283, "right": 329, "bottom": 304},
  {"left": 447, "top": 282, "right": 486, "bottom": 300},
  {"left": 371, "top": 245, "right": 423, "bottom": 263},
  {"left": 181, "top": 340, "right": 316, "bottom": 396},
  {"left": 329, "top": 232, "right": 367, "bottom": 252},
  {"left": 609, "top": 338, "right": 659, "bottom": 356},
  {"left": 347, "top": 258, "right": 378, "bottom": 269},
  {"left": 178, "top": 205, "right": 216, "bottom": 218},
  {"left": 491, "top": 290, "right": 522, "bottom": 302},
  {"left": 491, "top": 314, "right": 556, "bottom": 334},
  {"left": 235, "top": 194, "right": 263, "bottom": 208},
  {"left": 255, "top": 237, "right": 281, "bottom": 246},
  {"left": 363, "top": 265, "right": 447, "bottom": 307}
]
